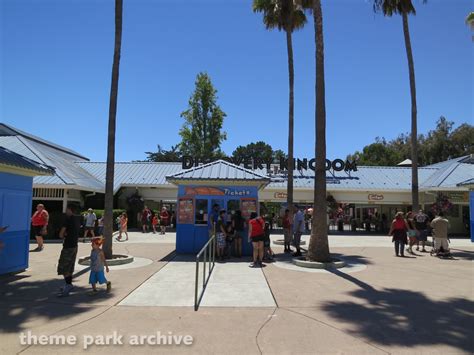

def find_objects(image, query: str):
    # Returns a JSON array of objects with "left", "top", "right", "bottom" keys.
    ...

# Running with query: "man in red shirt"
[{"left": 31, "top": 204, "right": 49, "bottom": 252}]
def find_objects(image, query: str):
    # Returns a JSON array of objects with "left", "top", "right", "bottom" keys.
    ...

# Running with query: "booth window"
[
  {"left": 227, "top": 200, "right": 240, "bottom": 221},
  {"left": 195, "top": 199, "right": 208, "bottom": 225}
]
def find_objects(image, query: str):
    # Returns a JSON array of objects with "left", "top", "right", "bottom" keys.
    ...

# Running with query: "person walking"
[
  {"left": 31, "top": 203, "right": 49, "bottom": 252},
  {"left": 293, "top": 205, "right": 304, "bottom": 257},
  {"left": 406, "top": 211, "right": 417, "bottom": 254},
  {"left": 152, "top": 213, "right": 159, "bottom": 234},
  {"left": 116, "top": 212, "right": 128, "bottom": 241},
  {"left": 248, "top": 212, "right": 265, "bottom": 268},
  {"left": 88, "top": 237, "right": 111, "bottom": 295},
  {"left": 57, "top": 204, "right": 81, "bottom": 297},
  {"left": 388, "top": 212, "right": 409, "bottom": 257},
  {"left": 282, "top": 209, "right": 292, "bottom": 253},
  {"left": 414, "top": 209, "right": 429, "bottom": 252},
  {"left": 430, "top": 211, "right": 450, "bottom": 253},
  {"left": 160, "top": 207, "right": 170, "bottom": 235},
  {"left": 216, "top": 210, "right": 227, "bottom": 262},
  {"left": 83, "top": 208, "right": 97, "bottom": 240},
  {"left": 232, "top": 210, "right": 245, "bottom": 258},
  {"left": 98, "top": 216, "right": 104, "bottom": 236},
  {"left": 141, "top": 206, "right": 151, "bottom": 233}
]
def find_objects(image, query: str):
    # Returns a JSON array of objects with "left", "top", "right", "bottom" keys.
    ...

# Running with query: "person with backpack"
[
  {"left": 232, "top": 210, "right": 246, "bottom": 258},
  {"left": 248, "top": 212, "right": 265, "bottom": 268},
  {"left": 388, "top": 212, "right": 409, "bottom": 257}
]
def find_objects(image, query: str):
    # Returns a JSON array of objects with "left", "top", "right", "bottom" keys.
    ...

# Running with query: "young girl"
[
  {"left": 216, "top": 210, "right": 227, "bottom": 262},
  {"left": 89, "top": 237, "right": 111, "bottom": 295},
  {"left": 152, "top": 213, "right": 159, "bottom": 234},
  {"left": 116, "top": 212, "right": 128, "bottom": 241}
]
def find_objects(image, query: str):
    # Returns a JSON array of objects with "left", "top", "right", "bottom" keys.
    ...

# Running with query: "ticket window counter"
[{"left": 175, "top": 186, "right": 259, "bottom": 255}]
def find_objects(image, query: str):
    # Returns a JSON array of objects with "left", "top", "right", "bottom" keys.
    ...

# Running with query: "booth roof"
[
  {"left": 0, "top": 146, "right": 54, "bottom": 176},
  {"left": 165, "top": 159, "right": 271, "bottom": 184}
]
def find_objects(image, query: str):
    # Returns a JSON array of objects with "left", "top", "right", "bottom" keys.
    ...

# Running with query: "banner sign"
[{"left": 182, "top": 156, "right": 357, "bottom": 172}]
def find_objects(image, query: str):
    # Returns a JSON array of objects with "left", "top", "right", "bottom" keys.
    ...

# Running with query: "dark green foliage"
[
  {"left": 179, "top": 73, "right": 227, "bottom": 161},
  {"left": 231, "top": 141, "right": 287, "bottom": 162},
  {"left": 145, "top": 144, "right": 182, "bottom": 162},
  {"left": 347, "top": 117, "right": 474, "bottom": 166}
]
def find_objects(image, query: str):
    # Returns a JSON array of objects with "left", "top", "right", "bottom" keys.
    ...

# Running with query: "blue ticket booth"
[
  {"left": 0, "top": 147, "right": 53, "bottom": 275},
  {"left": 166, "top": 160, "right": 270, "bottom": 255}
]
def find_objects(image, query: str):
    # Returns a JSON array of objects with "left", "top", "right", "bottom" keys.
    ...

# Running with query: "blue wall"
[
  {"left": 176, "top": 185, "right": 259, "bottom": 255},
  {"left": 0, "top": 172, "right": 33, "bottom": 275},
  {"left": 470, "top": 191, "right": 474, "bottom": 243}
]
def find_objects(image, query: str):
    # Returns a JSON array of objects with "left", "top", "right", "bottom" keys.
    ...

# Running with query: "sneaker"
[
  {"left": 249, "top": 262, "right": 258, "bottom": 268},
  {"left": 422, "top": 249, "right": 427, "bottom": 253},
  {"left": 58, "top": 284, "right": 73, "bottom": 297},
  {"left": 88, "top": 289, "right": 98, "bottom": 296},
  {"left": 106, "top": 281, "right": 112, "bottom": 292}
]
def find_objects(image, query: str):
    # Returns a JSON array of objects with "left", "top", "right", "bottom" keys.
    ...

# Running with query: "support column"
[{"left": 62, "top": 189, "right": 68, "bottom": 212}]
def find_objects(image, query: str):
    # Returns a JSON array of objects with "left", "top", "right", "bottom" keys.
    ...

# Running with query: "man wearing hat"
[{"left": 83, "top": 208, "right": 97, "bottom": 240}]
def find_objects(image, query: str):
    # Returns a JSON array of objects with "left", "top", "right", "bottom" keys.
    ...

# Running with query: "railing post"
[
  {"left": 194, "top": 257, "right": 199, "bottom": 311},
  {"left": 203, "top": 248, "right": 206, "bottom": 289}
]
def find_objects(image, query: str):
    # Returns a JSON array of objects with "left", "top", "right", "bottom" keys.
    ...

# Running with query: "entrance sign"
[
  {"left": 181, "top": 156, "right": 357, "bottom": 172},
  {"left": 368, "top": 194, "right": 384, "bottom": 201}
]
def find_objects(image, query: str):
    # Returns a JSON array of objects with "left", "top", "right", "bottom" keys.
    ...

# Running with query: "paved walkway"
[{"left": 1, "top": 234, "right": 472, "bottom": 354}]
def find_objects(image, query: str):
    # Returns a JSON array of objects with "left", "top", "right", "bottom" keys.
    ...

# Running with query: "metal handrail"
[{"left": 194, "top": 225, "right": 216, "bottom": 311}]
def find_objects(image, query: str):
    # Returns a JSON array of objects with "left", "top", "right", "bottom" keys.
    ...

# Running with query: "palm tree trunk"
[
  {"left": 402, "top": 12, "right": 419, "bottom": 211},
  {"left": 286, "top": 29, "right": 294, "bottom": 213},
  {"left": 308, "top": 0, "right": 330, "bottom": 262},
  {"left": 103, "top": 0, "right": 123, "bottom": 259}
]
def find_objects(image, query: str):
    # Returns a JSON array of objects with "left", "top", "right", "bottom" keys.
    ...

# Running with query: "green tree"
[
  {"left": 374, "top": 0, "right": 424, "bottom": 211},
  {"left": 253, "top": 0, "right": 307, "bottom": 212},
  {"left": 307, "top": 0, "right": 330, "bottom": 262},
  {"left": 103, "top": 0, "right": 123, "bottom": 259},
  {"left": 145, "top": 144, "right": 182, "bottom": 162},
  {"left": 232, "top": 141, "right": 274, "bottom": 162},
  {"left": 467, "top": 12, "right": 474, "bottom": 40},
  {"left": 179, "top": 72, "right": 227, "bottom": 161}
]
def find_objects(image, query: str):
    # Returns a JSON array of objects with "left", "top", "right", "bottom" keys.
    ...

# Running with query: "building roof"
[
  {"left": 0, "top": 146, "right": 54, "bottom": 176},
  {"left": 77, "top": 162, "right": 184, "bottom": 193},
  {"left": 166, "top": 160, "right": 270, "bottom": 188},
  {"left": 0, "top": 124, "right": 103, "bottom": 191},
  {"left": 420, "top": 155, "right": 474, "bottom": 189},
  {"left": 258, "top": 166, "right": 438, "bottom": 191}
]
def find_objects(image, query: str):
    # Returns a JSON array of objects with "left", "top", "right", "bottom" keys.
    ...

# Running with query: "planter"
[
  {"left": 273, "top": 239, "right": 306, "bottom": 246},
  {"left": 292, "top": 256, "right": 345, "bottom": 269},
  {"left": 78, "top": 254, "right": 134, "bottom": 266}
]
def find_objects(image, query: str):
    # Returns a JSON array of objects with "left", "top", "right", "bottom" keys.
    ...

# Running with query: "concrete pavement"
[{"left": 0, "top": 232, "right": 472, "bottom": 354}]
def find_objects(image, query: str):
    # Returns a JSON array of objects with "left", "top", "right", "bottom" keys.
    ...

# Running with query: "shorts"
[
  {"left": 89, "top": 270, "right": 108, "bottom": 285},
  {"left": 217, "top": 233, "right": 226, "bottom": 248},
  {"left": 407, "top": 230, "right": 417, "bottom": 238},
  {"left": 160, "top": 220, "right": 168, "bottom": 226},
  {"left": 434, "top": 238, "right": 449, "bottom": 251},
  {"left": 293, "top": 232, "right": 302, "bottom": 247},
  {"left": 251, "top": 235, "right": 264, "bottom": 243},
  {"left": 234, "top": 230, "right": 245, "bottom": 240},
  {"left": 417, "top": 229, "right": 428, "bottom": 241},
  {"left": 57, "top": 247, "right": 78, "bottom": 275},
  {"left": 85, "top": 226, "right": 94, "bottom": 231},
  {"left": 32, "top": 225, "right": 46, "bottom": 237},
  {"left": 283, "top": 229, "right": 292, "bottom": 243}
]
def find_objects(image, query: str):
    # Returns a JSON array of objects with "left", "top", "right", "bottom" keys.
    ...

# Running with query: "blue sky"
[{"left": 1, "top": 0, "right": 472, "bottom": 162}]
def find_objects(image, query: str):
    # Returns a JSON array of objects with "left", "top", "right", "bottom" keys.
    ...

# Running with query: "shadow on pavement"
[
  {"left": 0, "top": 275, "right": 111, "bottom": 333},
  {"left": 322, "top": 272, "right": 474, "bottom": 353}
]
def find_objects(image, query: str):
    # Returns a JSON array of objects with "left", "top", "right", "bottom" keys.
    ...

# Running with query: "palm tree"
[
  {"left": 103, "top": 0, "right": 123, "bottom": 259},
  {"left": 467, "top": 12, "right": 474, "bottom": 41},
  {"left": 374, "top": 0, "right": 422, "bottom": 211},
  {"left": 253, "top": 0, "right": 307, "bottom": 212},
  {"left": 467, "top": 12, "right": 474, "bottom": 28},
  {"left": 307, "top": 0, "right": 330, "bottom": 262}
]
